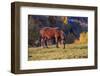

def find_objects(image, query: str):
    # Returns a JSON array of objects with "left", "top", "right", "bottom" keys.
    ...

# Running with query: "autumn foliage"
[{"left": 74, "top": 32, "right": 88, "bottom": 44}]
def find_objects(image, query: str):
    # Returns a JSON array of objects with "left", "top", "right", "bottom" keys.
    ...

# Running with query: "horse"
[{"left": 39, "top": 27, "right": 66, "bottom": 49}]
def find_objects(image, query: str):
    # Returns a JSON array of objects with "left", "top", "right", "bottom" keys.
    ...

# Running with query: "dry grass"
[{"left": 28, "top": 44, "right": 88, "bottom": 61}]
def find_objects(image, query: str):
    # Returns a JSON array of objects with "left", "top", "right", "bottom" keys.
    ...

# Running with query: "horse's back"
[{"left": 40, "top": 27, "right": 63, "bottom": 38}]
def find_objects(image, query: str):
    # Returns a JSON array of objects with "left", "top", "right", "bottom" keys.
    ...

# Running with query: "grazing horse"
[{"left": 39, "top": 27, "right": 66, "bottom": 49}]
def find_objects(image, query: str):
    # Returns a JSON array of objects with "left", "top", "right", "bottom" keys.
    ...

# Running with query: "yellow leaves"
[
  {"left": 64, "top": 17, "right": 68, "bottom": 24},
  {"left": 74, "top": 32, "right": 88, "bottom": 44},
  {"left": 60, "top": 16, "right": 68, "bottom": 24}
]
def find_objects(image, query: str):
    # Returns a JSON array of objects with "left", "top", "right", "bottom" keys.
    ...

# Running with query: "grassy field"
[{"left": 28, "top": 44, "right": 88, "bottom": 61}]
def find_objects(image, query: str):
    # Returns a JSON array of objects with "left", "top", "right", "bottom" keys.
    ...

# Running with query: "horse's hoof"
[{"left": 41, "top": 47, "right": 44, "bottom": 48}]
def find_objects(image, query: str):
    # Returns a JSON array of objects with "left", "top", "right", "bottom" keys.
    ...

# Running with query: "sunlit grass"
[{"left": 28, "top": 44, "right": 88, "bottom": 60}]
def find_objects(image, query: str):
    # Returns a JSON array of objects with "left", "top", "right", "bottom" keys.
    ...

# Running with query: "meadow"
[{"left": 28, "top": 43, "right": 88, "bottom": 60}]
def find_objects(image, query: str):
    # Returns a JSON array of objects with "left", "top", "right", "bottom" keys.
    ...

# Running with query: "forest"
[{"left": 28, "top": 15, "right": 88, "bottom": 47}]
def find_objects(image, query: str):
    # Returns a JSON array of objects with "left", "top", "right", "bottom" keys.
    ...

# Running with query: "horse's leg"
[
  {"left": 61, "top": 34, "right": 65, "bottom": 49},
  {"left": 55, "top": 37, "right": 59, "bottom": 48},
  {"left": 40, "top": 38, "right": 43, "bottom": 48},
  {"left": 39, "top": 36, "right": 42, "bottom": 47},
  {"left": 43, "top": 37, "right": 48, "bottom": 48},
  {"left": 60, "top": 39, "right": 65, "bottom": 49},
  {"left": 63, "top": 39, "right": 65, "bottom": 49},
  {"left": 40, "top": 37, "right": 45, "bottom": 48},
  {"left": 45, "top": 39, "right": 48, "bottom": 48}
]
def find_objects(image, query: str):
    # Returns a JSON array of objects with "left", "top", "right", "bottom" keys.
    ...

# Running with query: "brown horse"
[{"left": 39, "top": 27, "right": 65, "bottom": 49}]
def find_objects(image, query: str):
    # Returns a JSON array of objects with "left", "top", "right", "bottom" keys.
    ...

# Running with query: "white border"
[{"left": 20, "top": 6, "right": 95, "bottom": 70}]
